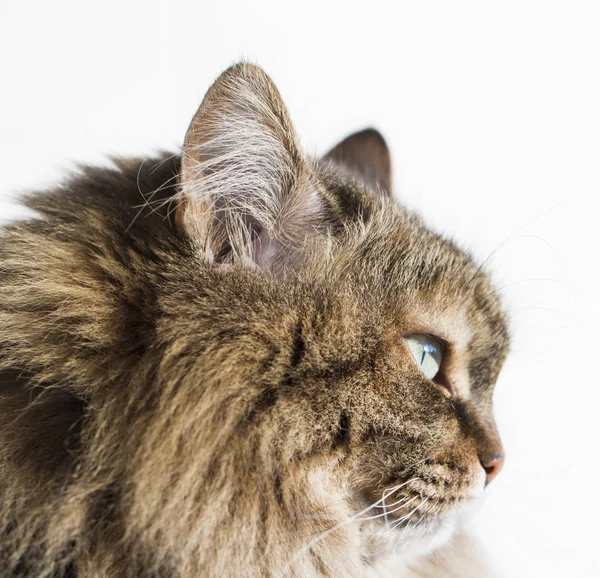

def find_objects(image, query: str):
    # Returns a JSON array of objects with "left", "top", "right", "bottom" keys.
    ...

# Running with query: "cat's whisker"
[
  {"left": 465, "top": 185, "right": 599, "bottom": 293},
  {"left": 393, "top": 499, "right": 432, "bottom": 549},
  {"left": 299, "top": 494, "right": 416, "bottom": 524},
  {"left": 363, "top": 497, "right": 429, "bottom": 538},
  {"left": 489, "top": 277, "right": 572, "bottom": 295},
  {"left": 388, "top": 498, "right": 428, "bottom": 533},
  {"left": 373, "top": 491, "right": 415, "bottom": 508},
  {"left": 466, "top": 304, "right": 569, "bottom": 337},
  {"left": 382, "top": 486, "right": 389, "bottom": 527},
  {"left": 278, "top": 479, "right": 422, "bottom": 577},
  {"left": 464, "top": 276, "right": 572, "bottom": 318},
  {"left": 299, "top": 488, "right": 418, "bottom": 522},
  {"left": 401, "top": 508, "right": 428, "bottom": 537},
  {"left": 296, "top": 478, "right": 420, "bottom": 523},
  {"left": 501, "top": 187, "right": 599, "bottom": 243},
  {"left": 356, "top": 495, "right": 418, "bottom": 523},
  {"left": 373, "top": 475, "right": 422, "bottom": 508},
  {"left": 372, "top": 493, "right": 416, "bottom": 512},
  {"left": 502, "top": 305, "right": 568, "bottom": 320},
  {"left": 468, "top": 233, "right": 569, "bottom": 288},
  {"left": 419, "top": 498, "right": 440, "bottom": 531}
]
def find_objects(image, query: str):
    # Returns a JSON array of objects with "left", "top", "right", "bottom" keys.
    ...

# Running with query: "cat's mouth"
[
  {"left": 353, "top": 480, "right": 483, "bottom": 562},
  {"left": 354, "top": 475, "right": 483, "bottom": 535},
  {"left": 361, "top": 492, "right": 436, "bottom": 533}
]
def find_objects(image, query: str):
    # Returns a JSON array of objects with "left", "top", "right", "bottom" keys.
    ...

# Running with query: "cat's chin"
[
  {"left": 351, "top": 462, "right": 488, "bottom": 567},
  {"left": 358, "top": 492, "right": 483, "bottom": 569},
  {"left": 364, "top": 512, "right": 461, "bottom": 566}
]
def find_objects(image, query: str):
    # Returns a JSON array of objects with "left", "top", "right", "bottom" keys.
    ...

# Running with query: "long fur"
[{"left": 0, "top": 64, "right": 509, "bottom": 578}]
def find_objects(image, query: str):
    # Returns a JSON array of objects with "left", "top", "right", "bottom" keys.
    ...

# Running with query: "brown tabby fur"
[{"left": 0, "top": 64, "right": 508, "bottom": 577}]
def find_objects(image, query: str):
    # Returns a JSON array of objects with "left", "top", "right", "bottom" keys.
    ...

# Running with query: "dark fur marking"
[
  {"left": 309, "top": 548, "right": 330, "bottom": 576},
  {"left": 273, "top": 469, "right": 284, "bottom": 507},
  {"left": 257, "top": 342, "right": 280, "bottom": 375},
  {"left": 289, "top": 319, "right": 305, "bottom": 368},
  {"left": 333, "top": 410, "right": 350, "bottom": 448},
  {"left": 451, "top": 399, "right": 471, "bottom": 437},
  {"left": 247, "top": 388, "right": 278, "bottom": 422}
]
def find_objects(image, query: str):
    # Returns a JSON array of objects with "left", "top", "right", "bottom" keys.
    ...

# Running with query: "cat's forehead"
[
  {"left": 381, "top": 202, "right": 506, "bottom": 337},
  {"left": 317, "top": 186, "right": 509, "bottom": 392}
]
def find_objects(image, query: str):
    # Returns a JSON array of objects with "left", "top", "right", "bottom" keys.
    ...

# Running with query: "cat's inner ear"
[
  {"left": 176, "top": 63, "right": 322, "bottom": 268},
  {"left": 323, "top": 129, "right": 392, "bottom": 197}
]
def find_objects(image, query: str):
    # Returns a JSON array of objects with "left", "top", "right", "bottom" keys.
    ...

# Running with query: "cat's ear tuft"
[
  {"left": 323, "top": 128, "right": 392, "bottom": 197},
  {"left": 177, "top": 63, "right": 322, "bottom": 268}
]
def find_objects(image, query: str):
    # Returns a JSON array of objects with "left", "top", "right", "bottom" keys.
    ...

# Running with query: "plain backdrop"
[{"left": 1, "top": 1, "right": 599, "bottom": 576}]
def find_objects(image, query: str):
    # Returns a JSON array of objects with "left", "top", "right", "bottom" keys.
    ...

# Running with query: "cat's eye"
[{"left": 406, "top": 334, "right": 443, "bottom": 381}]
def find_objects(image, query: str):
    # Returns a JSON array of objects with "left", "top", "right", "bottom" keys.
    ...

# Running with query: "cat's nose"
[{"left": 481, "top": 454, "right": 504, "bottom": 487}]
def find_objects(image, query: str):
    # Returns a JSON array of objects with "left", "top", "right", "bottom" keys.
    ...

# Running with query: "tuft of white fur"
[{"left": 179, "top": 66, "right": 322, "bottom": 267}]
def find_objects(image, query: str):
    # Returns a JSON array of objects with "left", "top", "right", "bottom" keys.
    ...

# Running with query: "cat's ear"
[
  {"left": 176, "top": 63, "right": 322, "bottom": 268},
  {"left": 323, "top": 129, "right": 392, "bottom": 197}
]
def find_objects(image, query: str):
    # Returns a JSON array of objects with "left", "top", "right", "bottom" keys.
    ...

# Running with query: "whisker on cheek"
[{"left": 277, "top": 478, "right": 423, "bottom": 576}]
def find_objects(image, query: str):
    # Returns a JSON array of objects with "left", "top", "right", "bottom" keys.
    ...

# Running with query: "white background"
[{"left": 1, "top": 1, "right": 598, "bottom": 576}]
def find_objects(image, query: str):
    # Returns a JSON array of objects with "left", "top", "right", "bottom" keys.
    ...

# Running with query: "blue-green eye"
[{"left": 406, "top": 335, "right": 443, "bottom": 380}]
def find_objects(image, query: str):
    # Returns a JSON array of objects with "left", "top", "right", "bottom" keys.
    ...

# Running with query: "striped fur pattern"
[{"left": 0, "top": 64, "right": 508, "bottom": 577}]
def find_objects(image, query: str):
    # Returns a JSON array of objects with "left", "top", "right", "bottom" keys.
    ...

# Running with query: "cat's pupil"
[{"left": 406, "top": 335, "right": 442, "bottom": 380}]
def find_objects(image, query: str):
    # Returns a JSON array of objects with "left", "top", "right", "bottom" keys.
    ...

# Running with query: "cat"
[{"left": 0, "top": 63, "right": 509, "bottom": 578}]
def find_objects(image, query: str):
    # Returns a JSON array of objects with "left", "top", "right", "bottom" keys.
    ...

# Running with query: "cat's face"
[
  {"left": 165, "top": 63, "right": 509, "bottom": 565},
  {"left": 292, "top": 184, "right": 509, "bottom": 559}
]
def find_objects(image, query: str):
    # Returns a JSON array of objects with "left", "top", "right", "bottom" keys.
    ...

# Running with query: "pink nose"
[{"left": 481, "top": 455, "right": 504, "bottom": 486}]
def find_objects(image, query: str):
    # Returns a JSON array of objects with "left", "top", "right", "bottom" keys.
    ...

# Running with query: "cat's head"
[{"left": 155, "top": 63, "right": 509, "bottom": 566}]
